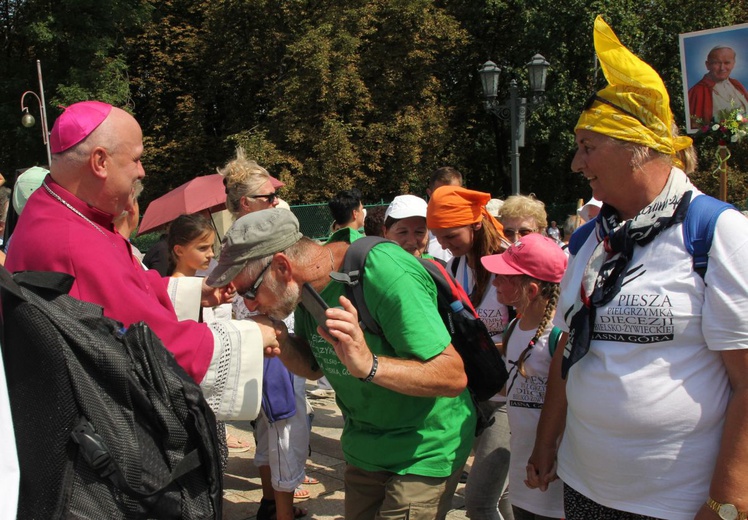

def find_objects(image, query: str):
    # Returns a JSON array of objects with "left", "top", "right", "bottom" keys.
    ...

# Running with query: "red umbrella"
[
  {"left": 137, "top": 174, "right": 286, "bottom": 236},
  {"left": 138, "top": 174, "right": 226, "bottom": 235}
]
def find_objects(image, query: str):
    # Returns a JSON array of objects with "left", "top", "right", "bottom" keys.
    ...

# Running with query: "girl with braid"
[{"left": 482, "top": 234, "right": 567, "bottom": 520}]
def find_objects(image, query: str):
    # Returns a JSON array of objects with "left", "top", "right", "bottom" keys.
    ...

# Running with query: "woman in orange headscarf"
[{"left": 427, "top": 186, "right": 514, "bottom": 520}]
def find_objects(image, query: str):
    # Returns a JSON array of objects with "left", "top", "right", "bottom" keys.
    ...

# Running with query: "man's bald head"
[{"left": 51, "top": 106, "right": 145, "bottom": 217}]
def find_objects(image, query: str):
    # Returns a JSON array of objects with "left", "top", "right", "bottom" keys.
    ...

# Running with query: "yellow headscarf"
[{"left": 576, "top": 16, "right": 692, "bottom": 164}]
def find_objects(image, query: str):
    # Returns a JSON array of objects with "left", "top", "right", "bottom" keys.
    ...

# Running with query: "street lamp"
[
  {"left": 479, "top": 54, "right": 550, "bottom": 195},
  {"left": 20, "top": 60, "right": 52, "bottom": 166}
]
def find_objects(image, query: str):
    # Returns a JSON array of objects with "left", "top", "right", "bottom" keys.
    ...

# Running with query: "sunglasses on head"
[{"left": 583, "top": 94, "right": 647, "bottom": 127}]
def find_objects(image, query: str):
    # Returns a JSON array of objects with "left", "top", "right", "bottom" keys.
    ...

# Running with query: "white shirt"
[
  {"left": 553, "top": 196, "right": 748, "bottom": 519},
  {"left": 505, "top": 323, "right": 564, "bottom": 517}
]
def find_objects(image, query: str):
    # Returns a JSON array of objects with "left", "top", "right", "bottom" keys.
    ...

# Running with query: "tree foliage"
[{"left": 2, "top": 0, "right": 747, "bottom": 210}]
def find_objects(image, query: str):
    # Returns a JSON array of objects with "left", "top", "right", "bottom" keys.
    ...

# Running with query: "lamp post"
[
  {"left": 479, "top": 54, "right": 550, "bottom": 195},
  {"left": 20, "top": 60, "right": 52, "bottom": 166}
]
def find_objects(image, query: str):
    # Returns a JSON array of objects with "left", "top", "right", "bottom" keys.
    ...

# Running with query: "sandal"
[
  {"left": 257, "top": 498, "right": 308, "bottom": 520},
  {"left": 302, "top": 475, "right": 320, "bottom": 485},
  {"left": 293, "top": 487, "right": 311, "bottom": 501},
  {"left": 226, "top": 433, "right": 251, "bottom": 452}
]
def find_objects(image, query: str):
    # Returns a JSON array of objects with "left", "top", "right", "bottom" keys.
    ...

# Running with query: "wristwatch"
[{"left": 706, "top": 498, "right": 748, "bottom": 520}]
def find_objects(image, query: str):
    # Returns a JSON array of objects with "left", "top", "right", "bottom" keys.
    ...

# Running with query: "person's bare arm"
[
  {"left": 694, "top": 348, "right": 748, "bottom": 520},
  {"left": 320, "top": 295, "right": 467, "bottom": 397},
  {"left": 525, "top": 331, "right": 568, "bottom": 491}
]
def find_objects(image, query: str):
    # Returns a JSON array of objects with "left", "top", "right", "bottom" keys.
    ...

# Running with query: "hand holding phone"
[{"left": 301, "top": 283, "right": 330, "bottom": 334}]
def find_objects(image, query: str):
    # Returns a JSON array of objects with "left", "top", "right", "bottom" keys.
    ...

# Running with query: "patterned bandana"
[
  {"left": 561, "top": 169, "right": 694, "bottom": 378},
  {"left": 575, "top": 16, "right": 692, "bottom": 164}
]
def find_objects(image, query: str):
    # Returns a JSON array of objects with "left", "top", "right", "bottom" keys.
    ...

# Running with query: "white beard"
[{"left": 262, "top": 273, "right": 301, "bottom": 320}]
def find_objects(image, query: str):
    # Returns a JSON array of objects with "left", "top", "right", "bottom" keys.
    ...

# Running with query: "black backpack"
[
  {"left": 330, "top": 237, "right": 509, "bottom": 402},
  {"left": 0, "top": 268, "right": 222, "bottom": 520}
]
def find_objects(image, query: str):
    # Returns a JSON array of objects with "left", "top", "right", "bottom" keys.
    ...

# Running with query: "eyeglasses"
[
  {"left": 583, "top": 94, "right": 647, "bottom": 127},
  {"left": 240, "top": 260, "right": 272, "bottom": 300},
  {"left": 248, "top": 192, "right": 277, "bottom": 204},
  {"left": 503, "top": 228, "right": 537, "bottom": 240}
]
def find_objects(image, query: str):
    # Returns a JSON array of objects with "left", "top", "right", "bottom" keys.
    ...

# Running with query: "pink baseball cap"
[
  {"left": 269, "top": 176, "right": 285, "bottom": 189},
  {"left": 50, "top": 101, "right": 113, "bottom": 154},
  {"left": 481, "top": 233, "right": 568, "bottom": 283}
]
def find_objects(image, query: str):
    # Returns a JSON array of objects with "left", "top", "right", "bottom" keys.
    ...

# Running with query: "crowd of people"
[{"left": 1, "top": 14, "right": 747, "bottom": 520}]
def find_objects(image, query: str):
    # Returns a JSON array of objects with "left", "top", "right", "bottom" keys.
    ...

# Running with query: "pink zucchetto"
[{"left": 50, "top": 101, "right": 113, "bottom": 154}]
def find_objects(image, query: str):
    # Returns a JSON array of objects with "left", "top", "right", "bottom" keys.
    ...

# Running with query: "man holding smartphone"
[{"left": 208, "top": 208, "right": 477, "bottom": 520}]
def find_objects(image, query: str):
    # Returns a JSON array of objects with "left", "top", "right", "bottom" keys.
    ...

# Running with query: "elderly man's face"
[
  {"left": 706, "top": 48, "right": 736, "bottom": 82},
  {"left": 237, "top": 263, "right": 301, "bottom": 320}
]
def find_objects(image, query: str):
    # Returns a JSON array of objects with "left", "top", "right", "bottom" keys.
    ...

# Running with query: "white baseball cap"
[
  {"left": 385, "top": 195, "right": 428, "bottom": 221},
  {"left": 577, "top": 197, "right": 602, "bottom": 221}
]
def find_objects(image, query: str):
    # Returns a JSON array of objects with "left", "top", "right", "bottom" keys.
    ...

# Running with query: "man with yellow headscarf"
[{"left": 528, "top": 16, "right": 748, "bottom": 520}]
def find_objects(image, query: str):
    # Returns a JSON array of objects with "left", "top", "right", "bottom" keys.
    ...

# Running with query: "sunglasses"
[
  {"left": 249, "top": 192, "right": 277, "bottom": 204},
  {"left": 240, "top": 260, "right": 272, "bottom": 300},
  {"left": 583, "top": 94, "right": 647, "bottom": 127},
  {"left": 503, "top": 228, "right": 536, "bottom": 240}
]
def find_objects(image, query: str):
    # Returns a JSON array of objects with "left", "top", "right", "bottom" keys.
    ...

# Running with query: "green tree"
[
  {"left": 1, "top": 0, "right": 149, "bottom": 174},
  {"left": 2, "top": 0, "right": 747, "bottom": 211}
]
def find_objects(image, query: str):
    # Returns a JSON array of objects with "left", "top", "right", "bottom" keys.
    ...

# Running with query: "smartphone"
[{"left": 301, "top": 283, "right": 330, "bottom": 334}]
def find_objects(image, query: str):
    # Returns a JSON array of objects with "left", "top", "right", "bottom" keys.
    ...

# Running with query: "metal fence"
[
  {"left": 132, "top": 200, "right": 583, "bottom": 253},
  {"left": 290, "top": 202, "right": 389, "bottom": 241}
]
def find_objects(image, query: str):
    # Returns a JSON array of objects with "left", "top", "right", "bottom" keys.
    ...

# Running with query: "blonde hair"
[
  {"left": 217, "top": 147, "right": 271, "bottom": 219},
  {"left": 515, "top": 279, "right": 560, "bottom": 378},
  {"left": 499, "top": 195, "right": 548, "bottom": 231},
  {"left": 671, "top": 121, "right": 697, "bottom": 174}
]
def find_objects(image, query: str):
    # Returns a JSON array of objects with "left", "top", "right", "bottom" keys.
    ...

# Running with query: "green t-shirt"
[
  {"left": 295, "top": 241, "right": 476, "bottom": 476},
  {"left": 324, "top": 226, "right": 364, "bottom": 244}
]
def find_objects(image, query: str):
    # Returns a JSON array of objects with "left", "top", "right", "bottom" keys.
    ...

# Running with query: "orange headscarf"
[{"left": 427, "top": 186, "right": 505, "bottom": 236}]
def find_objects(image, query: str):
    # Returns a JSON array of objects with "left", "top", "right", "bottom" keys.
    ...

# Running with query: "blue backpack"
[{"left": 568, "top": 194, "right": 734, "bottom": 279}]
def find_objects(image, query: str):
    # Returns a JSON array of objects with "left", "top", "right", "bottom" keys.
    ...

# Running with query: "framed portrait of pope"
[{"left": 680, "top": 23, "right": 748, "bottom": 134}]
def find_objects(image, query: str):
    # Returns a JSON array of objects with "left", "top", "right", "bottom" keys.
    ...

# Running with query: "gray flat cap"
[{"left": 207, "top": 208, "right": 303, "bottom": 287}]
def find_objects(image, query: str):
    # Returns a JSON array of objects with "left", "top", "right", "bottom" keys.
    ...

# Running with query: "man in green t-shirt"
[
  {"left": 328, "top": 188, "right": 366, "bottom": 234},
  {"left": 208, "top": 208, "right": 476, "bottom": 520}
]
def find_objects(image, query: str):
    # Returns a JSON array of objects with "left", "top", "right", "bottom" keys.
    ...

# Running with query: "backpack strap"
[
  {"left": 0, "top": 265, "right": 26, "bottom": 302},
  {"left": 683, "top": 194, "right": 734, "bottom": 280},
  {"left": 329, "top": 236, "right": 390, "bottom": 335},
  {"left": 568, "top": 218, "right": 597, "bottom": 255},
  {"left": 501, "top": 317, "right": 519, "bottom": 353},
  {"left": 449, "top": 258, "right": 459, "bottom": 278},
  {"left": 419, "top": 258, "right": 479, "bottom": 319},
  {"left": 70, "top": 417, "right": 202, "bottom": 499},
  {"left": 548, "top": 326, "right": 562, "bottom": 357}
]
